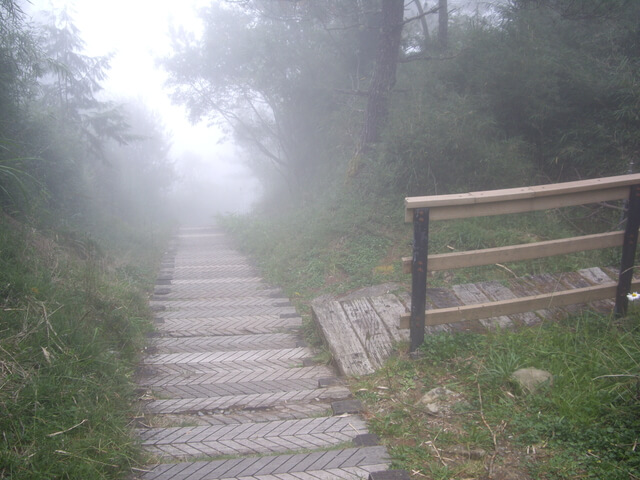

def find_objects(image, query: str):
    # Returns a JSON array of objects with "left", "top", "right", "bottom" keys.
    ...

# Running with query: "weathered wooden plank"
[
  {"left": 572, "top": 268, "right": 615, "bottom": 312},
  {"left": 521, "top": 273, "right": 578, "bottom": 316},
  {"left": 399, "top": 280, "right": 640, "bottom": 327},
  {"left": 405, "top": 174, "right": 640, "bottom": 221},
  {"left": 507, "top": 276, "right": 554, "bottom": 320},
  {"left": 311, "top": 300, "right": 376, "bottom": 376},
  {"left": 452, "top": 283, "right": 513, "bottom": 329},
  {"left": 401, "top": 231, "right": 623, "bottom": 273},
  {"left": 341, "top": 298, "right": 395, "bottom": 369},
  {"left": 368, "top": 294, "right": 409, "bottom": 342},
  {"left": 477, "top": 281, "right": 540, "bottom": 326},
  {"left": 406, "top": 186, "right": 629, "bottom": 221},
  {"left": 579, "top": 267, "right": 613, "bottom": 285},
  {"left": 426, "top": 287, "right": 462, "bottom": 309}
]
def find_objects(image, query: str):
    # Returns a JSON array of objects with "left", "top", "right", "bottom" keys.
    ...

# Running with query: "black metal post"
[
  {"left": 615, "top": 184, "right": 640, "bottom": 317},
  {"left": 410, "top": 208, "right": 429, "bottom": 352}
]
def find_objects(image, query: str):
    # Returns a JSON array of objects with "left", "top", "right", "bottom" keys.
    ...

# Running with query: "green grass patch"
[
  {"left": 353, "top": 311, "right": 640, "bottom": 479},
  {"left": 0, "top": 216, "right": 166, "bottom": 479}
]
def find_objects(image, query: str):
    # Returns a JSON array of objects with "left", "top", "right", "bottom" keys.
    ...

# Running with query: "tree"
[
  {"left": 38, "top": 7, "right": 130, "bottom": 154},
  {"left": 163, "top": 1, "right": 356, "bottom": 191},
  {"left": 438, "top": 0, "right": 448, "bottom": 50},
  {"left": 358, "top": 0, "right": 405, "bottom": 150}
]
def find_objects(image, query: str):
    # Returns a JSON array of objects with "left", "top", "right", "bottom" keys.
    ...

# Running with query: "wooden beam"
[
  {"left": 398, "top": 280, "right": 640, "bottom": 328},
  {"left": 406, "top": 186, "right": 629, "bottom": 222},
  {"left": 402, "top": 231, "right": 624, "bottom": 273},
  {"left": 406, "top": 173, "right": 640, "bottom": 210}
]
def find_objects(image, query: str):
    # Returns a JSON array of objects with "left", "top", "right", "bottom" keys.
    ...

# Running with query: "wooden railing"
[{"left": 403, "top": 173, "right": 640, "bottom": 352}]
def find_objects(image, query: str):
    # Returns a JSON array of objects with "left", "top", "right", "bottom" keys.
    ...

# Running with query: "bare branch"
[{"left": 403, "top": 5, "right": 440, "bottom": 25}]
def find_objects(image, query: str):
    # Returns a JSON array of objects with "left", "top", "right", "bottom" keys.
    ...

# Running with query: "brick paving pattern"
[{"left": 136, "top": 226, "right": 391, "bottom": 479}]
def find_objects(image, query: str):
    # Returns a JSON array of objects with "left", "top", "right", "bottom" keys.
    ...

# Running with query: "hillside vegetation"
[
  {"left": 0, "top": 3, "right": 173, "bottom": 478},
  {"left": 189, "top": 1, "right": 640, "bottom": 478}
]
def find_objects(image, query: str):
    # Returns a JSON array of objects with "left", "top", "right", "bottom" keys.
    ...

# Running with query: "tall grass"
[{"left": 0, "top": 216, "right": 163, "bottom": 479}]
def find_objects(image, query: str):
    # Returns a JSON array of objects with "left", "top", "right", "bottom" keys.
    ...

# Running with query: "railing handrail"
[
  {"left": 404, "top": 173, "right": 640, "bottom": 222},
  {"left": 404, "top": 174, "right": 640, "bottom": 352}
]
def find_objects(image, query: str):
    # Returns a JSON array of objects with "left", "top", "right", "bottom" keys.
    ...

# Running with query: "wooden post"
[
  {"left": 410, "top": 208, "right": 429, "bottom": 352},
  {"left": 615, "top": 184, "right": 640, "bottom": 316}
]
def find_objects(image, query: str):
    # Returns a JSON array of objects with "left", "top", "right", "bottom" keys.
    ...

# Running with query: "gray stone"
[
  {"left": 512, "top": 367, "right": 553, "bottom": 393},
  {"left": 418, "top": 386, "right": 460, "bottom": 414},
  {"left": 444, "top": 444, "right": 487, "bottom": 460},
  {"left": 353, "top": 433, "right": 379, "bottom": 446},
  {"left": 318, "top": 377, "right": 341, "bottom": 388},
  {"left": 332, "top": 399, "right": 363, "bottom": 415}
]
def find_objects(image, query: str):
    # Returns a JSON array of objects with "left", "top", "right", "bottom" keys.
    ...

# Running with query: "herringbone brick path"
[
  {"left": 135, "top": 226, "right": 390, "bottom": 479},
  {"left": 148, "top": 334, "right": 299, "bottom": 353}
]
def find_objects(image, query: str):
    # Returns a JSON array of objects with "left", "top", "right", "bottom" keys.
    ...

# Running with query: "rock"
[
  {"left": 511, "top": 368, "right": 553, "bottom": 394},
  {"left": 418, "top": 386, "right": 460, "bottom": 414},
  {"left": 444, "top": 444, "right": 487, "bottom": 460}
]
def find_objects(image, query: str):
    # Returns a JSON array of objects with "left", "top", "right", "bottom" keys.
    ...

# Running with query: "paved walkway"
[{"left": 135, "top": 226, "right": 394, "bottom": 480}]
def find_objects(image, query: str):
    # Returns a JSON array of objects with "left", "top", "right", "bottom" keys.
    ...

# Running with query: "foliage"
[
  {"left": 0, "top": 4, "right": 175, "bottom": 477},
  {"left": 161, "top": 0, "right": 640, "bottom": 205},
  {"left": 0, "top": 216, "right": 165, "bottom": 479}
]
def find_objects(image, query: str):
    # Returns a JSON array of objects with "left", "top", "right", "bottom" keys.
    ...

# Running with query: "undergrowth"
[
  {"left": 219, "top": 182, "right": 635, "bottom": 477},
  {"left": 353, "top": 312, "right": 640, "bottom": 479},
  {"left": 0, "top": 216, "right": 166, "bottom": 479},
  {"left": 219, "top": 186, "right": 622, "bottom": 334}
]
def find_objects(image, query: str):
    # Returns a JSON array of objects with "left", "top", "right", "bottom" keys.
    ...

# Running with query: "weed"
[
  {"left": 352, "top": 313, "right": 640, "bottom": 478},
  {"left": 0, "top": 216, "right": 165, "bottom": 479}
]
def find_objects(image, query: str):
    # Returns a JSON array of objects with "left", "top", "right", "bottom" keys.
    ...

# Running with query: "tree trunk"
[
  {"left": 414, "top": 0, "right": 431, "bottom": 49},
  {"left": 359, "top": 0, "right": 404, "bottom": 151},
  {"left": 438, "top": 0, "right": 448, "bottom": 50}
]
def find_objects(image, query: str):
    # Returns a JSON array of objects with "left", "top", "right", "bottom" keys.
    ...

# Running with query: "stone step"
[
  {"left": 142, "top": 348, "right": 311, "bottom": 366},
  {"left": 155, "top": 306, "right": 298, "bottom": 318},
  {"left": 150, "top": 298, "right": 292, "bottom": 308},
  {"left": 171, "top": 269, "right": 259, "bottom": 280},
  {"left": 138, "top": 358, "right": 313, "bottom": 378},
  {"left": 153, "top": 288, "right": 284, "bottom": 300},
  {"left": 143, "top": 386, "right": 353, "bottom": 414},
  {"left": 148, "top": 334, "right": 299, "bottom": 353},
  {"left": 139, "top": 415, "right": 368, "bottom": 459},
  {"left": 170, "top": 278, "right": 264, "bottom": 285},
  {"left": 144, "top": 402, "right": 334, "bottom": 427},
  {"left": 139, "top": 365, "right": 334, "bottom": 388},
  {"left": 154, "top": 316, "right": 302, "bottom": 336},
  {"left": 149, "top": 378, "right": 323, "bottom": 399},
  {"left": 140, "top": 446, "right": 389, "bottom": 480}
]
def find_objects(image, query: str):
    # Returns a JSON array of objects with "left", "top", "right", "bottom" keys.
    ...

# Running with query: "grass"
[
  {"left": 219, "top": 187, "right": 623, "bottom": 346},
  {"left": 352, "top": 311, "right": 640, "bottom": 479},
  {"left": 219, "top": 185, "right": 638, "bottom": 478},
  {"left": 0, "top": 216, "right": 167, "bottom": 479}
]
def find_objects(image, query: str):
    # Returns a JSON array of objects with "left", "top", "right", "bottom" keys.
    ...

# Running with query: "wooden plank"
[
  {"left": 452, "top": 283, "right": 513, "bottom": 329},
  {"left": 311, "top": 300, "right": 376, "bottom": 376},
  {"left": 405, "top": 173, "right": 640, "bottom": 215},
  {"left": 341, "top": 298, "right": 395, "bottom": 368},
  {"left": 423, "top": 287, "right": 460, "bottom": 309},
  {"left": 399, "top": 280, "right": 640, "bottom": 327},
  {"left": 402, "top": 231, "right": 623, "bottom": 273},
  {"left": 424, "top": 288, "right": 471, "bottom": 334},
  {"left": 574, "top": 268, "right": 615, "bottom": 312},
  {"left": 406, "top": 186, "right": 629, "bottom": 221},
  {"left": 368, "top": 294, "right": 410, "bottom": 342},
  {"left": 478, "top": 281, "right": 540, "bottom": 326},
  {"left": 508, "top": 275, "right": 554, "bottom": 320},
  {"left": 578, "top": 267, "right": 613, "bottom": 285}
]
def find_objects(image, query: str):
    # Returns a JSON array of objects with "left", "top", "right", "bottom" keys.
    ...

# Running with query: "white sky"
[{"left": 25, "top": 0, "right": 260, "bottom": 216}]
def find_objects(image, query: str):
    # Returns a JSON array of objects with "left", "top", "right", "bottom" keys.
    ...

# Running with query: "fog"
[{"left": 26, "top": 0, "right": 261, "bottom": 223}]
